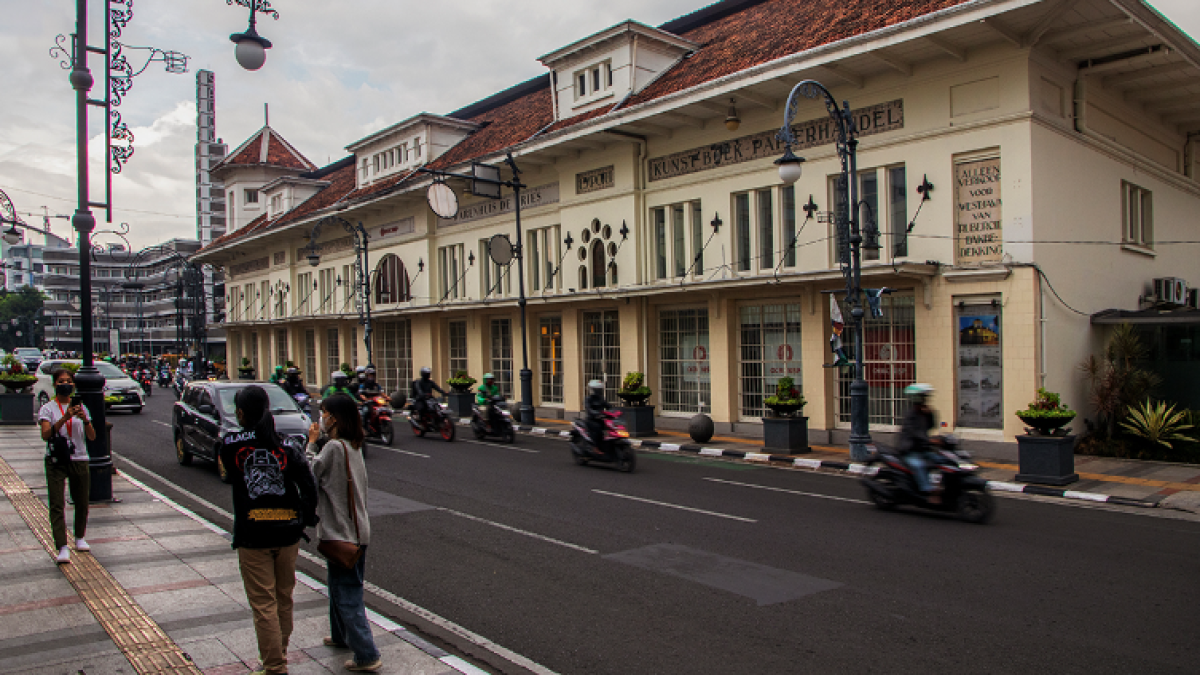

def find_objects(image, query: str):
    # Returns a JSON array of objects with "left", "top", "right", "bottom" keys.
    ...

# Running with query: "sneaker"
[
  {"left": 74, "top": 538, "right": 90, "bottom": 552},
  {"left": 323, "top": 637, "right": 347, "bottom": 648},
  {"left": 345, "top": 657, "right": 382, "bottom": 672},
  {"left": 55, "top": 546, "right": 71, "bottom": 564}
]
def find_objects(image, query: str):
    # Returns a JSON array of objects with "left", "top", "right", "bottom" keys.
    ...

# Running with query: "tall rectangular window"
[
  {"left": 738, "top": 303, "right": 802, "bottom": 419},
  {"left": 582, "top": 310, "right": 620, "bottom": 403},
  {"left": 837, "top": 293, "right": 916, "bottom": 427},
  {"left": 297, "top": 273, "right": 313, "bottom": 315},
  {"left": 860, "top": 171, "right": 880, "bottom": 261},
  {"left": 659, "top": 308, "right": 709, "bottom": 413},
  {"left": 671, "top": 206, "right": 686, "bottom": 277},
  {"left": 889, "top": 166, "right": 908, "bottom": 258},
  {"left": 781, "top": 186, "right": 796, "bottom": 268},
  {"left": 1122, "top": 181, "right": 1153, "bottom": 248},
  {"left": 481, "top": 240, "right": 511, "bottom": 298},
  {"left": 691, "top": 201, "right": 704, "bottom": 275},
  {"left": 325, "top": 327, "right": 340, "bottom": 378},
  {"left": 275, "top": 329, "right": 288, "bottom": 369},
  {"left": 539, "top": 316, "right": 563, "bottom": 404},
  {"left": 448, "top": 320, "right": 468, "bottom": 376},
  {"left": 305, "top": 329, "right": 317, "bottom": 386},
  {"left": 576, "top": 73, "right": 586, "bottom": 98},
  {"left": 260, "top": 281, "right": 269, "bottom": 319},
  {"left": 243, "top": 284, "right": 253, "bottom": 321},
  {"left": 757, "top": 189, "right": 774, "bottom": 267},
  {"left": 490, "top": 318, "right": 513, "bottom": 399},
  {"left": 376, "top": 319, "right": 411, "bottom": 392},
  {"left": 438, "top": 244, "right": 464, "bottom": 300},
  {"left": 530, "top": 230, "right": 540, "bottom": 290},
  {"left": 654, "top": 208, "right": 667, "bottom": 279},
  {"left": 249, "top": 332, "right": 259, "bottom": 375},
  {"left": 735, "top": 193, "right": 751, "bottom": 272}
]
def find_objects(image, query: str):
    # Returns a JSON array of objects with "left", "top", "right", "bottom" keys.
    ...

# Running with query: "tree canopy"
[{"left": 0, "top": 287, "right": 47, "bottom": 351}]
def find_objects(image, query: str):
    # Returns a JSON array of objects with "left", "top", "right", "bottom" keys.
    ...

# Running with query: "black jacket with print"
[{"left": 219, "top": 428, "right": 319, "bottom": 549}]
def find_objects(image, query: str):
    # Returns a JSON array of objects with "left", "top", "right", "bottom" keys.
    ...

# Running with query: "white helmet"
[
  {"left": 904, "top": 383, "right": 934, "bottom": 400},
  {"left": 587, "top": 379, "right": 604, "bottom": 393}
]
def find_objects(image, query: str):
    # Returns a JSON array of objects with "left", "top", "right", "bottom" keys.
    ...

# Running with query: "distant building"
[
  {"left": 2, "top": 231, "right": 72, "bottom": 293},
  {"left": 195, "top": 69, "right": 228, "bottom": 355}
]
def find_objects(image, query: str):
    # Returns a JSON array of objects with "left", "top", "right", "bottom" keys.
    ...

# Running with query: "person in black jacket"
[
  {"left": 584, "top": 379, "right": 610, "bottom": 450},
  {"left": 220, "top": 385, "right": 318, "bottom": 675},
  {"left": 898, "top": 383, "right": 938, "bottom": 495},
  {"left": 409, "top": 367, "right": 445, "bottom": 423}
]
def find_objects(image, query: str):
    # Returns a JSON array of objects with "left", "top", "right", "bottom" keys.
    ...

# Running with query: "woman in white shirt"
[{"left": 38, "top": 367, "right": 96, "bottom": 564}]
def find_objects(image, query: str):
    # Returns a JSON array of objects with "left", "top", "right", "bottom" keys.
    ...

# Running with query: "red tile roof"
[
  {"left": 216, "top": 126, "right": 316, "bottom": 172},
  {"left": 628, "top": 0, "right": 969, "bottom": 106}
]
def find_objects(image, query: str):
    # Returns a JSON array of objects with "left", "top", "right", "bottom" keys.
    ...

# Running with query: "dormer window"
[
  {"left": 413, "top": 138, "right": 422, "bottom": 158},
  {"left": 270, "top": 194, "right": 282, "bottom": 214},
  {"left": 574, "top": 60, "right": 613, "bottom": 103}
]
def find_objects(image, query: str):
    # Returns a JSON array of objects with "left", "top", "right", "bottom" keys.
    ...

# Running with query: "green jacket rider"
[
  {"left": 475, "top": 373, "right": 501, "bottom": 405},
  {"left": 321, "top": 371, "right": 356, "bottom": 399}
]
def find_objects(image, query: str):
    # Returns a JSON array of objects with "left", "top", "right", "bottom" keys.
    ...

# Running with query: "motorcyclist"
[
  {"left": 475, "top": 373, "right": 501, "bottom": 428},
  {"left": 410, "top": 367, "right": 446, "bottom": 423},
  {"left": 899, "top": 383, "right": 939, "bottom": 497},
  {"left": 280, "top": 367, "right": 306, "bottom": 397},
  {"left": 584, "top": 379, "right": 610, "bottom": 450},
  {"left": 322, "top": 371, "right": 355, "bottom": 400},
  {"left": 269, "top": 365, "right": 284, "bottom": 384},
  {"left": 356, "top": 366, "right": 384, "bottom": 428}
]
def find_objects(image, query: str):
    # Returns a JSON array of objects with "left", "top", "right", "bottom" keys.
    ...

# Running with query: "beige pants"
[{"left": 237, "top": 544, "right": 299, "bottom": 674}]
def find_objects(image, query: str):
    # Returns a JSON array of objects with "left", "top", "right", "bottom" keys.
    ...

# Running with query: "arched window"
[
  {"left": 590, "top": 240, "right": 606, "bottom": 289},
  {"left": 374, "top": 254, "right": 410, "bottom": 304}
]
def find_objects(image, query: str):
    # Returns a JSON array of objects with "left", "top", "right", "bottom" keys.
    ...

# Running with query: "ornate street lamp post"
[
  {"left": 775, "top": 80, "right": 876, "bottom": 462},
  {"left": 304, "top": 216, "right": 374, "bottom": 368}
]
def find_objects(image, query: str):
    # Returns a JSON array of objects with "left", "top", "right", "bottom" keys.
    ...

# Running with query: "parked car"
[
  {"left": 14, "top": 347, "right": 43, "bottom": 371},
  {"left": 34, "top": 359, "right": 145, "bottom": 413},
  {"left": 172, "top": 381, "right": 311, "bottom": 483}
]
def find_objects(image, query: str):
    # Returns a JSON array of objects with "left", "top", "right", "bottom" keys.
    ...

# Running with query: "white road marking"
[
  {"left": 460, "top": 439, "right": 539, "bottom": 453},
  {"left": 369, "top": 444, "right": 431, "bottom": 458},
  {"left": 701, "top": 477, "right": 869, "bottom": 505},
  {"left": 152, "top": 420, "right": 171, "bottom": 428},
  {"left": 437, "top": 507, "right": 598, "bottom": 554},
  {"left": 592, "top": 489, "right": 758, "bottom": 523},
  {"left": 116, "top": 454, "right": 562, "bottom": 675}
]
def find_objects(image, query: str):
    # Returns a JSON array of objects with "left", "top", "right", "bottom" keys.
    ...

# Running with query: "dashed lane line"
[
  {"left": 592, "top": 489, "right": 758, "bottom": 523},
  {"left": 702, "top": 477, "right": 870, "bottom": 505}
]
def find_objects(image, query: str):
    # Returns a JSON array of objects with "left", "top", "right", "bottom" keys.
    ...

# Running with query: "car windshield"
[
  {"left": 97, "top": 363, "right": 127, "bottom": 379},
  {"left": 15, "top": 348, "right": 41, "bottom": 357},
  {"left": 217, "top": 385, "right": 300, "bottom": 419}
]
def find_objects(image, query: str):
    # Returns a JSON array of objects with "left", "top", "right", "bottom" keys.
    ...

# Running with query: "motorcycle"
[
  {"left": 363, "top": 395, "right": 394, "bottom": 447},
  {"left": 291, "top": 391, "right": 311, "bottom": 416},
  {"left": 860, "top": 436, "right": 995, "bottom": 524},
  {"left": 137, "top": 370, "right": 153, "bottom": 396},
  {"left": 157, "top": 369, "right": 171, "bottom": 388},
  {"left": 408, "top": 396, "right": 455, "bottom": 441},
  {"left": 173, "top": 372, "right": 188, "bottom": 399},
  {"left": 569, "top": 410, "right": 636, "bottom": 472},
  {"left": 471, "top": 395, "right": 515, "bottom": 443}
]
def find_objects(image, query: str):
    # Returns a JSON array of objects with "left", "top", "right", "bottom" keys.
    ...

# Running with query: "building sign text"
[
  {"left": 576, "top": 166, "right": 614, "bottom": 194},
  {"left": 954, "top": 156, "right": 1003, "bottom": 265},
  {"left": 437, "top": 183, "right": 560, "bottom": 227}
]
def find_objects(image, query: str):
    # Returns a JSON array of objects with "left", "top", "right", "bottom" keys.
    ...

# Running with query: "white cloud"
[{"left": 2, "top": 0, "right": 1197, "bottom": 250}]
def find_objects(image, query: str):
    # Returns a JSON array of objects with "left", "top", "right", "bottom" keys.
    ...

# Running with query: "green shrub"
[
  {"left": 765, "top": 377, "right": 806, "bottom": 407},
  {"left": 620, "top": 372, "right": 651, "bottom": 396},
  {"left": 1120, "top": 399, "right": 1195, "bottom": 449}
]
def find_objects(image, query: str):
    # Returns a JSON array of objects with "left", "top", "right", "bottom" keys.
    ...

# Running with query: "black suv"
[{"left": 173, "top": 381, "right": 311, "bottom": 483}]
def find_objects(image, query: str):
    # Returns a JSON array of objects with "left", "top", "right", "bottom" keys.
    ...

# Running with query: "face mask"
[
  {"left": 319, "top": 415, "right": 330, "bottom": 433},
  {"left": 56, "top": 384, "right": 74, "bottom": 397}
]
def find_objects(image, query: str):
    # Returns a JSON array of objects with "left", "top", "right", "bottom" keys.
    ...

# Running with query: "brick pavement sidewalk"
[
  {"left": 527, "top": 417, "right": 1200, "bottom": 510},
  {"left": 0, "top": 427, "right": 477, "bottom": 675}
]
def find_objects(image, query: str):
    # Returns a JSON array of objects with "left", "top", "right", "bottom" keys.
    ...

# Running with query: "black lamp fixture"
[
  {"left": 229, "top": 1, "right": 280, "bottom": 71},
  {"left": 775, "top": 145, "right": 806, "bottom": 184},
  {"left": 725, "top": 98, "right": 741, "bottom": 132}
]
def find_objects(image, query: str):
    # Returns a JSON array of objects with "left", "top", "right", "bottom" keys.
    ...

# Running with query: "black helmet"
[
  {"left": 365, "top": 366, "right": 376, "bottom": 375},
  {"left": 420, "top": 366, "right": 432, "bottom": 379}
]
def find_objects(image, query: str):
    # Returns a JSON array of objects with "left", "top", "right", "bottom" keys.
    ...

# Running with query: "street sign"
[
  {"left": 488, "top": 234, "right": 513, "bottom": 266},
  {"left": 472, "top": 163, "right": 502, "bottom": 199},
  {"left": 426, "top": 182, "right": 459, "bottom": 219}
]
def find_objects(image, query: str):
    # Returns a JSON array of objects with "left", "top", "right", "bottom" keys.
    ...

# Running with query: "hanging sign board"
[{"left": 954, "top": 156, "right": 1003, "bottom": 265}]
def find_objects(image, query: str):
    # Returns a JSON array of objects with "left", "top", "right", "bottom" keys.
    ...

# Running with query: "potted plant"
[
  {"left": 0, "top": 354, "right": 37, "bottom": 425},
  {"left": 615, "top": 372, "right": 655, "bottom": 437},
  {"left": 448, "top": 370, "right": 477, "bottom": 393},
  {"left": 237, "top": 357, "right": 255, "bottom": 380},
  {"left": 447, "top": 370, "right": 477, "bottom": 417},
  {"left": 762, "top": 377, "right": 809, "bottom": 454},
  {"left": 617, "top": 372, "right": 652, "bottom": 406},
  {"left": 1015, "top": 388, "right": 1078, "bottom": 485}
]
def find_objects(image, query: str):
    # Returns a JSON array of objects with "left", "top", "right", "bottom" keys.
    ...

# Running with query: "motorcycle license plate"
[{"left": 930, "top": 473, "right": 942, "bottom": 485}]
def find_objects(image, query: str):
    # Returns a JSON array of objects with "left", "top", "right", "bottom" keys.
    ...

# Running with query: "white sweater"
[{"left": 306, "top": 439, "right": 371, "bottom": 546}]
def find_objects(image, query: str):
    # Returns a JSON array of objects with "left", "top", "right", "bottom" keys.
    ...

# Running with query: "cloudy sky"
[{"left": 1, "top": 0, "right": 1197, "bottom": 250}]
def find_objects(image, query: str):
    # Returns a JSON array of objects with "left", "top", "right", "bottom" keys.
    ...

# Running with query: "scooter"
[
  {"left": 137, "top": 370, "right": 153, "bottom": 396},
  {"left": 157, "top": 369, "right": 171, "bottom": 389},
  {"left": 291, "top": 391, "right": 311, "bottom": 416},
  {"left": 363, "top": 395, "right": 394, "bottom": 447},
  {"left": 569, "top": 410, "right": 636, "bottom": 472},
  {"left": 860, "top": 436, "right": 995, "bottom": 524},
  {"left": 409, "top": 396, "right": 455, "bottom": 441},
  {"left": 471, "top": 395, "right": 515, "bottom": 443}
]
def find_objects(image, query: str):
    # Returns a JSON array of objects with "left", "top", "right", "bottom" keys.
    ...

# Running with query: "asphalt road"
[{"left": 108, "top": 394, "right": 1200, "bottom": 674}]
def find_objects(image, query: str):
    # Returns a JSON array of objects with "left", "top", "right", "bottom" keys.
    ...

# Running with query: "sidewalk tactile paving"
[{"left": 0, "top": 455, "right": 203, "bottom": 675}]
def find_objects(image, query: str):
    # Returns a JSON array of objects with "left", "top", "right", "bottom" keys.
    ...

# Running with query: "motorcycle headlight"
[{"left": 958, "top": 463, "right": 979, "bottom": 471}]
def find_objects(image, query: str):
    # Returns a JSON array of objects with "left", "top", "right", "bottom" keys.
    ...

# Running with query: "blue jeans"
[
  {"left": 328, "top": 550, "right": 380, "bottom": 665},
  {"left": 904, "top": 453, "right": 934, "bottom": 493}
]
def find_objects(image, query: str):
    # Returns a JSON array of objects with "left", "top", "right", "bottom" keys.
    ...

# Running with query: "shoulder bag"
[
  {"left": 46, "top": 404, "right": 75, "bottom": 465},
  {"left": 316, "top": 440, "right": 364, "bottom": 569}
]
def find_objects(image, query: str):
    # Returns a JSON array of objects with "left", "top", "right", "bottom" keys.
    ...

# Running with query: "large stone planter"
[
  {"left": 616, "top": 405, "right": 655, "bottom": 438},
  {"left": 238, "top": 368, "right": 255, "bottom": 381},
  {"left": 762, "top": 416, "right": 810, "bottom": 454},
  {"left": 1015, "top": 434, "right": 1078, "bottom": 486},
  {"left": 0, "top": 393, "right": 35, "bottom": 425},
  {"left": 448, "top": 392, "right": 475, "bottom": 418}
]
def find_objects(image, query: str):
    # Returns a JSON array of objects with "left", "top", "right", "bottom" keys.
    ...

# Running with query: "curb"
[{"left": 504, "top": 424, "right": 1161, "bottom": 510}]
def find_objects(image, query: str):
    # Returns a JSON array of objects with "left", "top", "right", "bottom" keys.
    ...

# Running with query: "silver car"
[{"left": 34, "top": 360, "right": 145, "bottom": 413}]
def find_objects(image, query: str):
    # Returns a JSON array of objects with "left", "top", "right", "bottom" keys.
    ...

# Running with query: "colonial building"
[{"left": 194, "top": 0, "right": 1200, "bottom": 457}]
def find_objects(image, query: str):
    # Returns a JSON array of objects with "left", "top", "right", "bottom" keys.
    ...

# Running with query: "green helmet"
[{"left": 483, "top": 372, "right": 494, "bottom": 381}]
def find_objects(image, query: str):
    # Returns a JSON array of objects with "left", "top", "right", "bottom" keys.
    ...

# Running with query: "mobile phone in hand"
[{"left": 70, "top": 395, "right": 82, "bottom": 408}]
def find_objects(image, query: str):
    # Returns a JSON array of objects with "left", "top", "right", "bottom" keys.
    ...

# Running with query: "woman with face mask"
[
  {"left": 306, "top": 393, "right": 380, "bottom": 672},
  {"left": 38, "top": 367, "right": 97, "bottom": 564}
]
